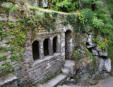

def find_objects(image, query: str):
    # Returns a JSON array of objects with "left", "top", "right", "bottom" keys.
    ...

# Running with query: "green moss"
[
  {"left": 0, "top": 62, "right": 12, "bottom": 73},
  {"left": 0, "top": 56, "right": 7, "bottom": 62}
]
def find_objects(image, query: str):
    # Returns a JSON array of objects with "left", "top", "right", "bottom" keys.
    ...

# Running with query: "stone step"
[
  {"left": 64, "top": 60, "right": 75, "bottom": 69},
  {"left": 38, "top": 74, "right": 67, "bottom": 87},
  {"left": 57, "top": 85, "right": 77, "bottom": 87},
  {"left": 64, "top": 60, "right": 76, "bottom": 75},
  {"left": 0, "top": 73, "right": 18, "bottom": 87},
  {"left": 61, "top": 68, "right": 70, "bottom": 75}
]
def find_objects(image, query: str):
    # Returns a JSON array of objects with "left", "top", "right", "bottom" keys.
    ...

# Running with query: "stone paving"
[{"left": 58, "top": 76, "right": 113, "bottom": 87}]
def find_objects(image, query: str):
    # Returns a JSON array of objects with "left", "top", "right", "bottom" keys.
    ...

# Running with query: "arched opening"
[
  {"left": 32, "top": 40, "right": 40, "bottom": 60},
  {"left": 43, "top": 38, "right": 49, "bottom": 56},
  {"left": 65, "top": 30, "right": 72, "bottom": 59},
  {"left": 53, "top": 36, "right": 57, "bottom": 53}
]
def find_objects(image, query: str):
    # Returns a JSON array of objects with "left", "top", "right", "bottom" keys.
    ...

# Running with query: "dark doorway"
[
  {"left": 44, "top": 38, "right": 49, "bottom": 56},
  {"left": 32, "top": 40, "right": 40, "bottom": 60},
  {"left": 65, "top": 30, "right": 72, "bottom": 59},
  {"left": 53, "top": 36, "right": 57, "bottom": 53}
]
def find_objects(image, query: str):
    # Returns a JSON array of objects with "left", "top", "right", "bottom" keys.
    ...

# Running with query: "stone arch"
[
  {"left": 65, "top": 30, "right": 73, "bottom": 59},
  {"left": 43, "top": 38, "right": 49, "bottom": 56},
  {"left": 53, "top": 36, "right": 57, "bottom": 53},
  {"left": 32, "top": 40, "right": 40, "bottom": 60}
]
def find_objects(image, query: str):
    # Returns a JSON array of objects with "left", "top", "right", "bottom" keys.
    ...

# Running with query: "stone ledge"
[
  {"left": 0, "top": 73, "right": 17, "bottom": 86},
  {"left": 33, "top": 53, "right": 61, "bottom": 67}
]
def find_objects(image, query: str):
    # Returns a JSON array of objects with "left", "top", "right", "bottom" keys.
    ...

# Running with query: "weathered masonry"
[
  {"left": 0, "top": 1, "right": 76, "bottom": 86},
  {"left": 22, "top": 24, "right": 74, "bottom": 84}
]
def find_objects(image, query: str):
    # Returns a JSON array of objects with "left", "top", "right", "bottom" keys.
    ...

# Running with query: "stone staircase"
[{"left": 38, "top": 60, "right": 75, "bottom": 87}]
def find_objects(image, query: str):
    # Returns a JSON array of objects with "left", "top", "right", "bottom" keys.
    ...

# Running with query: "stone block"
[
  {"left": 0, "top": 73, "right": 18, "bottom": 87},
  {"left": 99, "top": 51, "right": 108, "bottom": 57},
  {"left": 92, "top": 49, "right": 99, "bottom": 56},
  {"left": 87, "top": 43, "right": 97, "bottom": 49},
  {"left": 61, "top": 68, "right": 70, "bottom": 75},
  {"left": 105, "top": 58, "right": 111, "bottom": 72}
]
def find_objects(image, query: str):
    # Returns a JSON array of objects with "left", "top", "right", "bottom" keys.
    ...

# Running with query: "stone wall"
[
  {"left": 20, "top": 24, "right": 75, "bottom": 84},
  {"left": 0, "top": 1, "right": 76, "bottom": 86}
]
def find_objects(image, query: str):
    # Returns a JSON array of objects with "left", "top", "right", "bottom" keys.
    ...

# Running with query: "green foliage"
[
  {"left": 76, "top": 11, "right": 87, "bottom": 32},
  {"left": 66, "top": 14, "right": 77, "bottom": 29},
  {"left": 1, "top": 2, "right": 19, "bottom": 13},
  {"left": 9, "top": 5, "right": 19, "bottom": 13},
  {"left": 81, "top": 0, "right": 92, "bottom": 4},
  {"left": 72, "top": 50, "right": 82, "bottom": 60},
  {"left": 48, "top": 0, "right": 76, "bottom": 12},
  {"left": 8, "top": 28, "right": 26, "bottom": 48},
  {"left": 0, "top": 62, "right": 12, "bottom": 73},
  {"left": 85, "top": 48, "right": 95, "bottom": 64},
  {"left": 0, "top": 22, "right": 8, "bottom": 40},
  {"left": 10, "top": 52, "right": 23, "bottom": 62},
  {"left": 0, "top": 56, "right": 7, "bottom": 62},
  {"left": 8, "top": 22, "right": 15, "bottom": 28},
  {"left": 95, "top": 1, "right": 102, "bottom": 9},
  {"left": 39, "top": 12, "right": 56, "bottom": 31},
  {"left": 77, "top": 11, "right": 85, "bottom": 24},
  {"left": 106, "top": 0, "right": 113, "bottom": 18},
  {"left": 36, "top": 12, "right": 45, "bottom": 18},
  {"left": 108, "top": 46, "right": 113, "bottom": 64},
  {"left": 80, "top": 8, "right": 94, "bottom": 24},
  {"left": 92, "top": 17, "right": 104, "bottom": 29},
  {"left": 0, "top": 47, "right": 10, "bottom": 51},
  {"left": 79, "top": 0, "right": 113, "bottom": 62},
  {"left": 97, "top": 38, "right": 108, "bottom": 51}
]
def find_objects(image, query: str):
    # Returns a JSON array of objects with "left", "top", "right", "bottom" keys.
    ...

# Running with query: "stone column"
[
  {"left": 69, "top": 37, "right": 73, "bottom": 58},
  {"left": 49, "top": 37, "right": 53, "bottom": 55},
  {"left": 57, "top": 34, "right": 61, "bottom": 53},
  {"left": 39, "top": 40, "right": 44, "bottom": 59},
  {"left": 61, "top": 32, "right": 65, "bottom": 60}
]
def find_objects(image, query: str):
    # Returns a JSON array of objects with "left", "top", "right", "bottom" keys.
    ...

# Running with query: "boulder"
[
  {"left": 96, "top": 47, "right": 102, "bottom": 52},
  {"left": 0, "top": 73, "right": 18, "bottom": 87},
  {"left": 99, "top": 51, "right": 108, "bottom": 57},
  {"left": 92, "top": 49, "right": 98, "bottom": 56},
  {"left": 98, "top": 58, "right": 111, "bottom": 72},
  {"left": 105, "top": 58, "right": 111, "bottom": 72},
  {"left": 98, "top": 58, "right": 104, "bottom": 72},
  {"left": 87, "top": 34, "right": 93, "bottom": 45},
  {"left": 87, "top": 43, "right": 97, "bottom": 49}
]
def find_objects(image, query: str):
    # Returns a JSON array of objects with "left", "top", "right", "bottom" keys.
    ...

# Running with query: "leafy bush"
[
  {"left": 72, "top": 50, "right": 82, "bottom": 60},
  {"left": 92, "top": 17, "right": 104, "bottom": 29},
  {"left": 80, "top": 8, "right": 94, "bottom": 24},
  {"left": 81, "top": 0, "right": 92, "bottom": 4},
  {"left": 49, "top": 0, "right": 76, "bottom": 12}
]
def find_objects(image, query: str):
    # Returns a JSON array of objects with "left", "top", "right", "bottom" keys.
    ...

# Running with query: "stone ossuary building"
[{"left": 23, "top": 24, "right": 74, "bottom": 84}]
